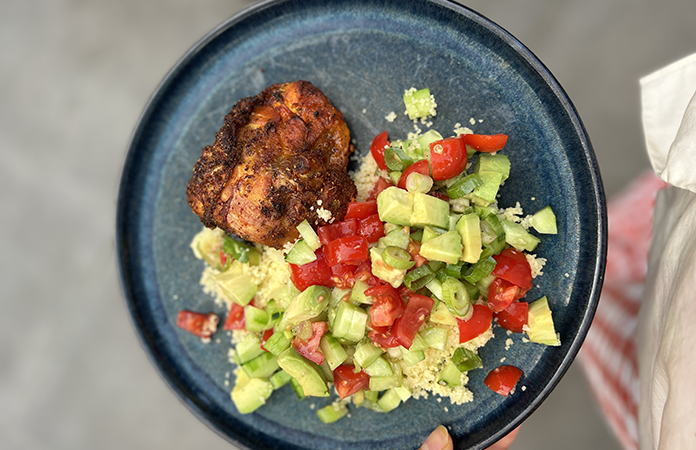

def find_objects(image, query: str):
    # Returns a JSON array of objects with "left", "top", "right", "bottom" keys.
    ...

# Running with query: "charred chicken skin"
[{"left": 187, "top": 81, "right": 357, "bottom": 249}]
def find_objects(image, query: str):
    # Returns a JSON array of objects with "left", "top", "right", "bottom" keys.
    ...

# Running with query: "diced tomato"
[
  {"left": 492, "top": 248, "right": 533, "bottom": 289},
  {"left": 354, "top": 260, "right": 380, "bottom": 286},
  {"left": 176, "top": 310, "right": 219, "bottom": 339},
  {"left": 358, "top": 213, "right": 385, "bottom": 243},
  {"left": 223, "top": 302, "right": 245, "bottom": 331},
  {"left": 260, "top": 329, "right": 274, "bottom": 351},
  {"left": 393, "top": 294, "right": 434, "bottom": 349},
  {"left": 293, "top": 321, "right": 328, "bottom": 365},
  {"left": 494, "top": 302, "right": 529, "bottom": 333},
  {"left": 368, "top": 326, "right": 400, "bottom": 348},
  {"left": 465, "top": 133, "right": 509, "bottom": 152},
  {"left": 457, "top": 304, "right": 493, "bottom": 343},
  {"left": 289, "top": 248, "right": 333, "bottom": 291},
  {"left": 317, "top": 218, "right": 358, "bottom": 246},
  {"left": 406, "top": 240, "right": 428, "bottom": 268},
  {"left": 333, "top": 365, "right": 370, "bottom": 399},
  {"left": 365, "top": 284, "right": 404, "bottom": 328},
  {"left": 429, "top": 136, "right": 468, "bottom": 180},
  {"left": 367, "top": 177, "right": 393, "bottom": 201},
  {"left": 484, "top": 365, "right": 523, "bottom": 396},
  {"left": 345, "top": 200, "right": 378, "bottom": 220},
  {"left": 330, "top": 263, "right": 357, "bottom": 289},
  {"left": 325, "top": 235, "right": 369, "bottom": 266},
  {"left": 370, "top": 131, "right": 390, "bottom": 170},
  {"left": 397, "top": 159, "right": 430, "bottom": 190},
  {"left": 488, "top": 278, "right": 529, "bottom": 313}
]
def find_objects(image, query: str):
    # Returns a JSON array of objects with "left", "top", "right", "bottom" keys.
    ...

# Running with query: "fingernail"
[{"left": 422, "top": 425, "right": 449, "bottom": 450}]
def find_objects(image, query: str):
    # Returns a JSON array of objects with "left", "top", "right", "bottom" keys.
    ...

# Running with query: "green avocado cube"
[
  {"left": 377, "top": 187, "right": 414, "bottom": 226},
  {"left": 527, "top": 296, "right": 561, "bottom": 346},
  {"left": 410, "top": 192, "right": 450, "bottom": 229},
  {"left": 419, "top": 230, "right": 463, "bottom": 265},
  {"left": 456, "top": 213, "right": 482, "bottom": 264}
]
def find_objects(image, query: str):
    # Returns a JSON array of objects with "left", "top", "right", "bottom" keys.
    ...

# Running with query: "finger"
[{"left": 420, "top": 425, "right": 454, "bottom": 450}]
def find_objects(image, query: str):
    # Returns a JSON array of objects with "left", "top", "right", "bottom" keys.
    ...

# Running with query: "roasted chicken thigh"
[{"left": 187, "top": 81, "right": 357, "bottom": 248}]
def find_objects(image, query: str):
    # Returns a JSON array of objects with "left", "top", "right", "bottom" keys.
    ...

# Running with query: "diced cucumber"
[
  {"left": 369, "top": 375, "right": 400, "bottom": 392},
  {"left": 400, "top": 347, "right": 425, "bottom": 366},
  {"left": 377, "top": 187, "right": 413, "bottom": 226},
  {"left": 353, "top": 339, "right": 384, "bottom": 368},
  {"left": 270, "top": 369, "right": 292, "bottom": 389},
  {"left": 530, "top": 206, "right": 558, "bottom": 234},
  {"left": 231, "top": 376, "right": 274, "bottom": 414},
  {"left": 289, "top": 377, "right": 306, "bottom": 400},
  {"left": 317, "top": 402, "right": 349, "bottom": 423},
  {"left": 319, "top": 333, "right": 348, "bottom": 371},
  {"left": 242, "top": 352, "right": 279, "bottom": 379},
  {"left": 332, "top": 301, "right": 368, "bottom": 342},
  {"left": 419, "top": 230, "right": 463, "bottom": 265},
  {"left": 439, "top": 362, "right": 463, "bottom": 386},
  {"left": 392, "top": 385, "right": 412, "bottom": 402},
  {"left": 403, "top": 87, "right": 435, "bottom": 120},
  {"left": 501, "top": 219, "right": 541, "bottom": 252},
  {"left": 350, "top": 279, "right": 371, "bottom": 305},
  {"left": 420, "top": 326, "right": 449, "bottom": 350},
  {"left": 264, "top": 329, "right": 291, "bottom": 356},
  {"left": 377, "top": 387, "right": 403, "bottom": 412},
  {"left": 364, "top": 356, "right": 394, "bottom": 377},
  {"left": 471, "top": 171, "right": 503, "bottom": 205},
  {"left": 284, "top": 285, "right": 331, "bottom": 325},
  {"left": 416, "top": 129, "right": 443, "bottom": 152},
  {"left": 243, "top": 305, "right": 269, "bottom": 333},
  {"left": 296, "top": 219, "right": 321, "bottom": 250},
  {"left": 388, "top": 170, "right": 403, "bottom": 185},
  {"left": 527, "top": 296, "right": 561, "bottom": 346},
  {"left": 235, "top": 333, "right": 265, "bottom": 364},
  {"left": 285, "top": 239, "right": 317, "bottom": 265}
]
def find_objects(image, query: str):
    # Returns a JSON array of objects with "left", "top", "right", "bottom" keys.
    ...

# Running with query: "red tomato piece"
[
  {"left": 358, "top": 213, "right": 385, "bottom": 243},
  {"left": 293, "top": 321, "right": 328, "bottom": 365},
  {"left": 333, "top": 365, "right": 370, "bottom": 399},
  {"left": 429, "top": 136, "right": 468, "bottom": 180},
  {"left": 370, "top": 131, "right": 390, "bottom": 170},
  {"left": 429, "top": 191, "right": 450, "bottom": 202},
  {"left": 488, "top": 278, "right": 529, "bottom": 313},
  {"left": 223, "top": 302, "right": 245, "bottom": 331},
  {"left": 484, "top": 365, "right": 523, "bottom": 396},
  {"left": 317, "top": 218, "right": 358, "bottom": 246},
  {"left": 492, "top": 248, "right": 533, "bottom": 289},
  {"left": 494, "top": 301, "right": 529, "bottom": 333},
  {"left": 457, "top": 304, "right": 493, "bottom": 343},
  {"left": 367, "top": 177, "right": 393, "bottom": 201},
  {"left": 465, "top": 133, "right": 509, "bottom": 152},
  {"left": 345, "top": 200, "right": 378, "bottom": 220},
  {"left": 260, "top": 329, "right": 275, "bottom": 351},
  {"left": 393, "top": 294, "right": 434, "bottom": 349},
  {"left": 325, "top": 235, "right": 369, "bottom": 266},
  {"left": 354, "top": 260, "right": 380, "bottom": 286},
  {"left": 406, "top": 240, "right": 428, "bottom": 268},
  {"left": 176, "top": 311, "right": 219, "bottom": 339},
  {"left": 397, "top": 159, "right": 430, "bottom": 190},
  {"left": 368, "top": 326, "right": 400, "bottom": 348},
  {"left": 366, "top": 284, "right": 405, "bottom": 328},
  {"left": 289, "top": 248, "right": 334, "bottom": 291},
  {"left": 330, "top": 263, "right": 356, "bottom": 289}
]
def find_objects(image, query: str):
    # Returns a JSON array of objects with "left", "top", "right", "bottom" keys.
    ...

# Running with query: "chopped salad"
[{"left": 179, "top": 88, "right": 561, "bottom": 422}]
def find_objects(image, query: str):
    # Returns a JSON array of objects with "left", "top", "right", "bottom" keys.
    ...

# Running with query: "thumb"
[{"left": 421, "top": 425, "right": 454, "bottom": 450}]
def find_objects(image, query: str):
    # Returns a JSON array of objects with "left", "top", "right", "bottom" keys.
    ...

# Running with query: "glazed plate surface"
[{"left": 116, "top": 0, "right": 606, "bottom": 448}]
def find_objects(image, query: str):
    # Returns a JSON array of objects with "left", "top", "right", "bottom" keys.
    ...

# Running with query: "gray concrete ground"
[{"left": 2, "top": 0, "right": 695, "bottom": 449}]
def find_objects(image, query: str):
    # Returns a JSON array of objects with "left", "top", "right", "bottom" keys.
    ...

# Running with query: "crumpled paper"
[{"left": 637, "top": 52, "right": 696, "bottom": 450}]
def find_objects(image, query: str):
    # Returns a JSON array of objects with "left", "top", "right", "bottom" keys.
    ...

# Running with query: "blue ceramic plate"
[{"left": 116, "top": 0, "right": 606, "bottom": 448}]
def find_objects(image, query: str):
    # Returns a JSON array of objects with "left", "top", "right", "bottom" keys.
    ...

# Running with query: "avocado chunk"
[
  {"left": 475, "top": 153, "right": 511, "bottom": 181},
  {"left": 284, "top": 285, "right": 331, "bottom": 325},
  {"left": 410, "top": 192, "right": 450, "bottom": 229},
  {"left": 231, "top": 371, "right": 274, "bottom": 414},
  {"left": 370, "top": 247, "right": 406, "bottom": 288},
  {"left": 456, "top": 213, "right": 482, "bottom": 264},
  {"left": 501, "top": 219, "right": 540, "bottom": 252},
  {"left": 530, "top": 205, "right": 558, "bottom": 234},
  {"left": 419, "top": 230, "right": 463, "bottom": 265},
  {"left": 276, "top": 347, "right": 329, "bottom": 397},
  {"left": 527, "top": 296, "right": 561, "bottom": 346},
  {"left": 378, "top": 225, "right": 411, "bottom": 250},
  {"left": 429, "top": 300, "right": 457, "bottom": 325},
  {"left": 377, "top": 187, "right": 413, "bottom": 226}
]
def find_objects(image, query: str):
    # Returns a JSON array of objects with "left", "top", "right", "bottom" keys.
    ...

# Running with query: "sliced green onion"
[
  {"left": 462, "top": 256, "right": 497, "bottom": 284},
  {"left": 444, "top": 262, "right": 466, "bottom": 279},
  {"left": 384, "top": 146, "right": 414, "bottom": 171},
  {"left": 451, "top": 347, "right": 483, "bottom": 372},
  {"left": 403, "top": 264, "right": 435, "bottom": 291},
  {"left": 441, "top": 277, "right": 472, "bottom": 317},
  {"left": 383, "top": 246, "right": 415, "bottom": 270},
  {"left": 446, "top": 173, "right": 485, "bottom": 199},
  {"left": 405, "top": 172, "right": 433, "bottom": 193}
]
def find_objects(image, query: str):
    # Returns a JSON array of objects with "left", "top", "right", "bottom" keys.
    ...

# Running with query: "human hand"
[{"left": 420, "top": 425, "right": 520, "bottom": 450}]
